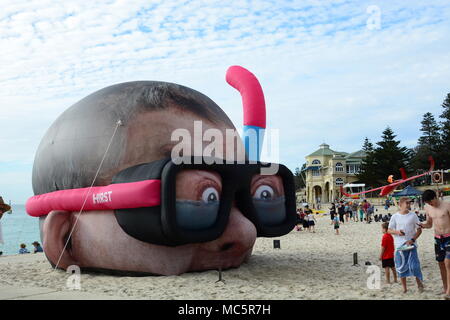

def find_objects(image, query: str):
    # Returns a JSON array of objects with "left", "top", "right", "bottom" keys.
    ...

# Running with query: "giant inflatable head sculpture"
[{"left": 26, "top": 66, "right": 296, "bottom": 275}]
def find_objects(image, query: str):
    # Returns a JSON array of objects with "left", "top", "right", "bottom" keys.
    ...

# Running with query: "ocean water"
[{"left": 0, "top": 205, "right": 41, "bottom": 256}]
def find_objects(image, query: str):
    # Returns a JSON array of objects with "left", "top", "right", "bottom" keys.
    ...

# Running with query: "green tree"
[
  {"left": 411, "top": 112, "right": 441, "bottom": 170},
  {"left": 362, "top": 137, "right": 374, "bottom": 152},
  {"left": 418, "top": 112, "right": 441, "bottom": 147},
  {"left": 357, "top": 129, "right": 412, "bottom": 188},
  {"left": 439, "top": 93, "right": 450, "bottom": 168},
  {"left": 294, "top": 164, "right": 306, "bottom": 191},
  {"left": 373, "top": 127, "right": 412, "bottom": 181},
  {"left": 357, "top": 137, "right": 379, "bottom": 188}
]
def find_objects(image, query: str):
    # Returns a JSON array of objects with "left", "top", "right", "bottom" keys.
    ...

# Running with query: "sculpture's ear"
[{"left": 42, "top": 210, "right": 78, "bottom": 270}]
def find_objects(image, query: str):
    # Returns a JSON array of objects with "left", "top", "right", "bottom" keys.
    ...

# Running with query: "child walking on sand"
[
  {"left": 359, "top": 202, "right": 365, "bottom": 222},
  {"left": 308, "top": 211, "right": 317, "bottom": 233},
  {"left": 303, "top": 205, "right": 312, "bottom": 232},
  {"left": 380, "top": 222, "right": 397, "bottom": 284},
  {"left": 344, "top": 203, "right": 350, "bottom": 222},
  {"left": 332, "top": 214, "right": 340, "bottom": 235}
]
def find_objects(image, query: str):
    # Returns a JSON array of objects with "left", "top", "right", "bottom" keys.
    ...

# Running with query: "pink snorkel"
[{"left": 226, "top": 66, "right": 266, "bottom": 161}]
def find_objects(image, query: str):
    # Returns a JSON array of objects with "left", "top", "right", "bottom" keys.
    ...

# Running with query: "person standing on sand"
[
  {"left": 388, "top": 197, "right": 424, "bottom": 294},
  {"left": 0, "top": 218, "right": 3, "bottom": 246},
  {"left": 352, "top": 201, "right": 358, "bottom": 222},
  {"left": 385, "top": 198, "right": 390, "bottom": 212},
  {"left": 338, "top": 201, "right": 345, "bottom": 224},
  {"left": 307, "top": 211, "right": 317, "bottom": 233},
  {"left": 344, "top": 202, "right": 350, "bottom": 222},
  {"left": 359, "top": 202, "right": 365, "bottom": 222},
  {"left": 329, "top": 203, "right": 336, "bottom": 222},
  {"left": 332, "top": 214, "right": 340, "bottom": 235},
  {"left": 419, "top": 189, "right": 450, "bottom": 300},
  {"left": 380, "top": 222, "right": 397, "bottom": 284},
  {"left": 295, "top": 209, "right": 306, "bottom": 232},
  {"left": 367, "top": 204, "right": 374, "bottom": 224},
  {"left": 303, "top": 205, "right": 312, "bottom": 232},
  {"left": 362, "top": 199, "right": 370, "bottom": 222}
]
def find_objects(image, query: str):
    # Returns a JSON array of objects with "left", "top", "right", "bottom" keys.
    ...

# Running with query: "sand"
[{"left": 0, "top": 206, "right": 446, "bottom": 300}]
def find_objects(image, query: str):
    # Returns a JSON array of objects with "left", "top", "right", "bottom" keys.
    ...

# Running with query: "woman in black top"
[
  {"left": 329, "top": 203, "right": 336, "bottom": 221},
  {"left": 338, "top": 202, "right": 345, "bottom": 223}
]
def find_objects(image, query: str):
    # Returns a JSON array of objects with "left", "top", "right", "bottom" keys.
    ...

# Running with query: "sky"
[{"left": 1, "top": 0, "right": 450, "bottom": 204}]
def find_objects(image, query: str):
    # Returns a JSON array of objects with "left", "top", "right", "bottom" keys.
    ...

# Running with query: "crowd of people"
[
  {"left": 333, "top": 199, "right": 375, "bottom": 224},
  {"left": 295, "top": 199, "right": 377, "bottom": 234},
  {"left": 296, "top": 198, "right": 428, "bottom": 235},
  {"left": 295, "top": 205, "right": 317, "bottom": 233},
  {"left": 295, "top": 189, "right": 450, "bottom": 300}
]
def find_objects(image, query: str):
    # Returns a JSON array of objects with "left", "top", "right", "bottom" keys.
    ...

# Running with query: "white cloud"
[{"left": 0, "top": 0, "right": 449, "bottom": 202}]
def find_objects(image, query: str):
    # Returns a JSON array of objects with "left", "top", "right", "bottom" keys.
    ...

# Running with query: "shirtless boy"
[{"left": 420, "top": 189, "right": 450, "bottom": 300}]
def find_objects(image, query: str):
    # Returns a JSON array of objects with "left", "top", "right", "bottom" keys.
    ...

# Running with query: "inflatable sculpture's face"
[{"left": 40, "top": 104, "right": 258, "bottom": 275}]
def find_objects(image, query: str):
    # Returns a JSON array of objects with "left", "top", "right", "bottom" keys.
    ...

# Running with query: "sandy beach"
[{"left": 0, "top": 206, "right": 445, "bottom": 300}]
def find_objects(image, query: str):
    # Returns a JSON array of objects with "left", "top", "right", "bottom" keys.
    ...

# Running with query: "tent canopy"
[
  {"left": 343, "top": 183, "right": 365, "bottom": 188},
  {"left": 393, "top": 185, "right": 423, "bottom": 197}
]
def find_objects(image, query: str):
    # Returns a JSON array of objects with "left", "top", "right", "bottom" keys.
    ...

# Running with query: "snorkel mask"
[{"left": 26, "top": 66, "right": 297, "bottom": 246}]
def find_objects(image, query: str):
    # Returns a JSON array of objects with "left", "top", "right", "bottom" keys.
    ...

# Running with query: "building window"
[
  {"left": 355, "top": 164, "right": 361, "bottom": 173},
  {"left": 335, "top": 162, "right": 344, "bottom": 172},
  {"left": 312, "top": 169, "right": 320, "bottom": 176},
  {"left": 336, "top": 178, "right": 344, "bottom": 186},
  {"left": 312, "top": 159, "right": 321, "bottom": 165},
  {"left": 346, "top": 165, "right": 356, "bottom": 174}
]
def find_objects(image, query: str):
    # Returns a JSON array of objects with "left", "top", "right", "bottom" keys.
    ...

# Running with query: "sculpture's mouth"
[{"left": 188, "top": 244, "right": 254, "bottom": 272}]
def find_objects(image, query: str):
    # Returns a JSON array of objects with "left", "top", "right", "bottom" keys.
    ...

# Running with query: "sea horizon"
[{"left": 0, "top": 204, "right": 41, "bottom": 256}]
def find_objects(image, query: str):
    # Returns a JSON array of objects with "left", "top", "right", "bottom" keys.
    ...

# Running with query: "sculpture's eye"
[{"left": 253, "top": 185, "right": 274, "bottom": 200}]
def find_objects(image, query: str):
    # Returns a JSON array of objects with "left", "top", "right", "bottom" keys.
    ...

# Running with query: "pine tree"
[
  {"left": 373, "top": 127, "right": 412, "bottom": 182},
  {"left": 439, "top": 93, "right": 450, "bottom": 168},
  {"left": 358, "top": 128, "right": 412, "bottom": 188},
  {"left": 411, "top": 112, "right": 441, "bottom": 170},
  {"left": 362, "top": 137, "right": 374, "bottom": 152},
  {"left": 356, "top": 137, "right": 379, "bottom": 188},
  {"left": 418, "top": 112, "right": 441, "bottom": 147},
  {"left": 294, "top": 164, "right": 306, "bottom": 191}
]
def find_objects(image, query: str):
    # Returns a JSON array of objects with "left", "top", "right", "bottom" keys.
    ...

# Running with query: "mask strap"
[{"left": 26, "top": 179, "right": 161, "bottom": 216}]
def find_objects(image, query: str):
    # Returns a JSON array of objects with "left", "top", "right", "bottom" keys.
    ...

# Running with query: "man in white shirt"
[{"left": 388, "top": 197, "right": 423, "bottom": 293}]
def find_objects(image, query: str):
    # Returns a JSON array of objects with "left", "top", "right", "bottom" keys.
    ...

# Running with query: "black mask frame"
[{"left": 113, "top": 156, "right": 297, "bottom": 246}]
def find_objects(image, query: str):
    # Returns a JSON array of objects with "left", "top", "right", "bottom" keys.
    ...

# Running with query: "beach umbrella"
[{"left": 392, "top": 185, "right": 423, "bottom": 197}]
